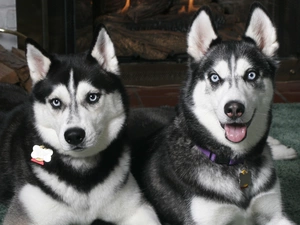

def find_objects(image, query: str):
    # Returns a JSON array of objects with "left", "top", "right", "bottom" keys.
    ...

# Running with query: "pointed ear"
[
  {"left": 244, "top": 3, "right": 279, "bottom": 57},
  {"left": 90, "top": 25, "right": 119, "bottom": 75},
  {"left": 187, "top": 7, "right": 218, "bottom": 61},
  {"left": 26, "top": 39, "right": 51, "bottom": 85}
]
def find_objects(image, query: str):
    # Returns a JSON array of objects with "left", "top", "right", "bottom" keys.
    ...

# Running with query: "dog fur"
[
  {"left": 0, "top": 26, "right": 160, "bottom": 225},
  {"left": 130, "top": 3, "right": 296, "bottom": 225}
]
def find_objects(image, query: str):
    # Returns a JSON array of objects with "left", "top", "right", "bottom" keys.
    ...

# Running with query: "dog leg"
[
  {"left": 15, "top": 184, "right": 73, "bottom": 225},
  {"left": 190, "top": 197, "right": 245, "bottom": 225},
  {"left": 120, "top": 204, "right": 161, "bottom": 225},
  {"left": 250, "top": 182, "right": 295, "bottom": 225},
  {"left": 265, "top": 216, "right": 296, "bottom": 225},
  {"left": 267, "top": 136, "right": 297, "bottom": 160},
  {"left": 103, "top": 174, "right": 161, "bottom": 225}
]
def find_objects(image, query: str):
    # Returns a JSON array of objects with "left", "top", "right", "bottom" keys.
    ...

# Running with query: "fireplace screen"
[{"left": 16, "top": 0, "right": 300, "bottom": 61}]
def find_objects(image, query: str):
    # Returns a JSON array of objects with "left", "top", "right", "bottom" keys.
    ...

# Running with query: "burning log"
[
  {"left": 106, "top": 24, "right": 186, "bottom": 60},
  {"left": 90, "top": 0, "right": 245, "bottom": 60},
  {"left": 94, "top": 12, "right": 244, "bottom": 60},
  {"left": 97, "top": 13, "right": 191, "bottom": 32},
  {"left": 101, "top": 0, "right": 127, "bottom": 14},
  {"left": 126, "top": 0, "right": 172, "bottom": 22}
]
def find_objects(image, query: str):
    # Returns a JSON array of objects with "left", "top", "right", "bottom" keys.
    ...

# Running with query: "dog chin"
[
  {"left": 59, "top": 142, "right": 86, "bottom": 153},
  {"left": 63, "top": 143, "right": 106, "bottom": 158}
]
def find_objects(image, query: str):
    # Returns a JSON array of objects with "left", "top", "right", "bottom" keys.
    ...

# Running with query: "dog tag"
[
  {"left": 239, "top": 169, "right": 251, "bottom": 189},
  {"left": 31, "top": 145, "right": 53, "bottom": 165}
]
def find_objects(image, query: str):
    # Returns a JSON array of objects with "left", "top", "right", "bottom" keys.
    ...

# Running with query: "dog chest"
[
  {"left": 30, "top": 150, "right": 131, "bottom": 208},
  {"left": 190, "top": 181, "right": 283, "bottom": 225}
]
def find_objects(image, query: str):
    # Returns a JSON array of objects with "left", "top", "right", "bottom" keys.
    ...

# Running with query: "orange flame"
[
  {"left": 178, "top": 0, "right": 199, "bottom": 14},
  {"left": 188, "top": 0, "right": 198, "bottom": 12},
  {"left": 178, "top": 6, "right": 186, "bottom": 14},
  {"left": 121, "top": 0, "right": 130, "bottom": 13}
]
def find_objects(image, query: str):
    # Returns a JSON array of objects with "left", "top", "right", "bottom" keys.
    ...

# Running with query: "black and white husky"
[
  {"left": 130, "top": 3, "right": 296, "bottom": 225},
  {"left": 0, "top": 26, "right": 160, "bottom": 225}
]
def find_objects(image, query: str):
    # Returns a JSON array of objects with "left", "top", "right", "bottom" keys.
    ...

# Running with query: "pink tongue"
[{"left": 225, "top": 124, "right": 247, "bottom": 143}]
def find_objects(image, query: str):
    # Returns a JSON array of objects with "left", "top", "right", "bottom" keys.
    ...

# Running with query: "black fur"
[
  {"left": 0, "top": 28, "right": 129, "bottom": 225},
  {"left": 130, "top": 4, "right": 280, "bottom": 225},
  {"left": 0, "top": 83, "right": 28, "bottom": 122}
]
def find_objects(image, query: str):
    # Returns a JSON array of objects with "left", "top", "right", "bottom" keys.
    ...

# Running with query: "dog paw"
[
  {"left": 268, "top": 136, "right": 298, "bottom": 160},
  {"left": 120, "top": 204, "right": 161, "bottom": 225}
]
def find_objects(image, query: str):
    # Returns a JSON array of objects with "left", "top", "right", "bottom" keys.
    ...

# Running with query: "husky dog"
[
  {"left": 0, "top": 26, "right": 160, "bottom": 225},
  {"left": 130, "top": 3, "right": 296, "bottom": 225}
]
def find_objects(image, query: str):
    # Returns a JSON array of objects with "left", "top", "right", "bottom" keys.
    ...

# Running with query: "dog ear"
[
  {"left": 187, "top": 6, "right": 218, "bottom": 61},
  {"left": 244, "top": 3, "right": 279, "bottom": 57},
  {"left": 26, "top": 39, "right": 51, "bottom": 85},
  {"left": 90, "top": 25, "right": 119, "bottom": 75}
]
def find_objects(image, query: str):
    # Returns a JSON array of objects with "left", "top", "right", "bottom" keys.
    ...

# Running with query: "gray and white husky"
[
  {"left": 0, "top": 26, "right": 160, "bottom": 225},
  {"left": 130, "top": 3, "right": 296, "bottom": 225}
]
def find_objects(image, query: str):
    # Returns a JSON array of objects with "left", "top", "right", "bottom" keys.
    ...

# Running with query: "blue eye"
[
  {"left": 50, "top": 98, "right": 62, "bottom": 109},
  {"left": 210, "top": 74, "right": 220, "bottom": 83},
  {"left": 87, "top": 93, "right": 100, "bottom": 104},
  {"left": 247, "top": 71, "right": 257, "bottom": 81}
]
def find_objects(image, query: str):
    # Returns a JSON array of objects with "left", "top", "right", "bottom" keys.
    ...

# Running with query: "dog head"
[
  {"left": 26, "top": 25, "right": 128, "bottom": 158},
  {"left": 182, "top": 3, "right": 278, "bottom": 153}
]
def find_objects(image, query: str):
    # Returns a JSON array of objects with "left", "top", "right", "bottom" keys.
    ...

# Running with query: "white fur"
[
  {"left": 191, "top": 57, "right": 273, "bottom": 155},
  {"left": 245, "top": 7, "right": 279, "bottom": 57},
  {"left": 91, "top": 28, "right": 120, "bottom": 75},
  {"left": 191, "top": 197, "right": 245, "bottom": 225},
  {"left": 187, "top": 8, "right": 277, "bottom": 155},
  {"left": 10, "top": 27, "right": 161, "bottom": 225},
  {"left": 187, "top": 9, "right": 218, "bottom": 61},
  {"left": 188, "top": 6, "right": 279, "bottom": 155},
  {"left": 186, "top": 4, "right": 294, "bottom": 225},
  {"left": 190, "top": 181, "right": 295, "bottom": 225},
  {"left": 26, "top": 43, "right": 51, "bottom": 85},
  {"left": 195, "top": 145, "right": 242, "bottom": 203},
  {"left": 195, "top": 145, "right": 274, "bottom": 213},
  {"left": 18, "top": 154, "right": 159, "bottom": 225},
  {"left": 34, "top": 79, "right": 126, "bottom": 158},
  {"left": 268, "top": 136, "right": 297, "bottom": 160}
]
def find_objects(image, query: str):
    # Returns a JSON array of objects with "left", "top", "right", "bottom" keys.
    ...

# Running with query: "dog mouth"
[
  {"left": 222, "top": 123, "right": 248, "bottom": 143},
  {"left": 70, "top": 146, "right": 85, "bottom": 152},
  {"left": 221, "top": 110, "right": 256, "bottom": 143}
]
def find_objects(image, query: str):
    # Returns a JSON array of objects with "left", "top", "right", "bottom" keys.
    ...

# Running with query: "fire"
[
  {"left": 179, "top": 0, "right": 199, "bottom": 14},
  {"left": 178, "top": 6, "right": 186, "bottom": 14},
  {"left": 121, "top": 0, "right": 130, "bottom": 13},
  {"left": 188, "top": 0, "right": 198, "bottom": 12}
]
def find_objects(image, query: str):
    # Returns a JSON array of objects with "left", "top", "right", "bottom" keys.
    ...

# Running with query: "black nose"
[
  {"left": 224, "top": 101, "right": 245, "bottom": 119},
  {"left": 64, "top": 128, "right": 85, "bottom": 145}
]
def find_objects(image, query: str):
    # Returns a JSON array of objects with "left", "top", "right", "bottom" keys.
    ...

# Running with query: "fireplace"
[
  {"left": 16, "top": 0, "right": 300, "bottom": 85},
  {"left": 92, "top": 0, "right": 249, "bottom": 61}
]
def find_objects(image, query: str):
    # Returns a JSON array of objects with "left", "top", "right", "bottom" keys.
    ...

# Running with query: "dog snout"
[
  {"left": 64, "top": 127, "right": 85, "bottom": 146},
  {"left": 224, "top": 101, "right": 245, "bottom": 119}
]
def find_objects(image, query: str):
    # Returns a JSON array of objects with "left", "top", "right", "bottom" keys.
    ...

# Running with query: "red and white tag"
[{"left": 31, "top": 145, "right": 53, "bottom": 165}]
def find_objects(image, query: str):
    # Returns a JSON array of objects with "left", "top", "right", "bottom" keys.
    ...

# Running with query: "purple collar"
[{"left": 198, "top": 146, "right": 244, "bottom": 166}]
